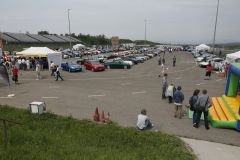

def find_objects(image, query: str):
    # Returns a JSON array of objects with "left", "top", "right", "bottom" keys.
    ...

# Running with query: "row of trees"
[{"left": 37, "top": 31, "right": 158, "bottom": 46}]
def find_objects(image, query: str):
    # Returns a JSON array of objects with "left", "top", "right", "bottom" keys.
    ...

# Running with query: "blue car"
[{"left": 61, "top": 63, "right": 82, "bottom": 72}]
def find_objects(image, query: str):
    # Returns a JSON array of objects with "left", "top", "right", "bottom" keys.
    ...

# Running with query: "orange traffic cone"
[
  {"left": 105, "top": 112, "right": 111, "bottom": 123},
  {"left": 93, "top": 107, "right": 100, "bottom": 122},
  {"left": 101, "top": 111, "right": 105, "bottom": 123}
]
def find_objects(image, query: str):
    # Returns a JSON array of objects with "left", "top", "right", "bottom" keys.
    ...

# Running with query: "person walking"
[
  {"left": 162, "top": 57, "right": 165, "bottom": 65},
  {"left": 166, "top": 84, "right": 176, "bottom": 103},
  {"left": 55, "top": 65, "right": 64, "bottom": 81},
  {"left": 173, "top": 56, "right": 176, "bottom": 67},
  {"left": 136, "top": 109, "right": 153, "bottom": 130},
  {"left": 36, "top": 62, "right": 41, "bottom": 80},
  {"left": 173, "top": 86, "right": 184, "bottom": 119},
  {"left": 158, "top": 56, "right": 162, "bottom": 65},
  {"left": 161, "top": 73, "right": 168, "bottom": 99},
  {"left": 205, "top": 63, "right": 212, "bottom": 80},
  {"left": 189, "top": 89, "right": 200, "bottom": 126},
  {"left": 50, "top": 61, "right": 55, "bottom": 76},
  {"left": 194, "top": 89, "right": 212, "bottom": 130},
  {"left": 11, "top": 66, "right": 19, "bottom": 84}
]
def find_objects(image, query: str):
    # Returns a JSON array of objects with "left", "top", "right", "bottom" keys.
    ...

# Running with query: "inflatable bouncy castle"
[{"left": 209, "top": 63, "right": 240, "bottom": 130}]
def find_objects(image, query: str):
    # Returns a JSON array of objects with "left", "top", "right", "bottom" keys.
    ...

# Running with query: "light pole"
[
  {"left": 144, "top": 19, "right": 147, "bottom": 45},
  {"left": 67, "top": 9, "right": 72, "bottom": 49},
  {"left": 212, "top": 0, "right": 220, "bottom": 54}
]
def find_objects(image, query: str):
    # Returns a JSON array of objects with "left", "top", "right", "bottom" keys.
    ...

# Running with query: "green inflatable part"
[{"left": 210, "top": 120, "right": 237, "bottom": 129}]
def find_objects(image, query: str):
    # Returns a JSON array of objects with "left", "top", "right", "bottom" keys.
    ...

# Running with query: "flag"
[{"left": 0, "top": 64, "right": 10, "bottom": 86}]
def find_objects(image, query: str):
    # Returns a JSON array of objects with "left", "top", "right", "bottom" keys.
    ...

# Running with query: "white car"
[
  {"left": 211, "top": 58, "right": 224, "bottom": 70},
  {"left": 114, "top": 58, "right": 133, "bottom": 66}
]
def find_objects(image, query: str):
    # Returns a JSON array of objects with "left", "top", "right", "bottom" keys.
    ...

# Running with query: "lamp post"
[
  {"left": 144, "top": 19, "right": 147, "bottom": 45},
  {"left": 212, "top": 0, "right": 220, "bottom": 54},
  {"left": 67, "top": 9, "right": 72, "bottom": 49}
]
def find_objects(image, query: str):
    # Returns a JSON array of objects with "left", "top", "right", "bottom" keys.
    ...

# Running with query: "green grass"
[{"left": 0, "top": 106, "right": 195, "bottom": 160}]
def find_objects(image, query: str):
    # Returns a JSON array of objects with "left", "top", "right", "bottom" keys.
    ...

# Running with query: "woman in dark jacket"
[{"left": 191, "top": 89, "right": 200, "bottom": 126}]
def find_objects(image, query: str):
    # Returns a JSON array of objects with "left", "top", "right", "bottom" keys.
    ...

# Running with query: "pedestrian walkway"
[{"left": 181, "top": 138, "right": 240, "bottom": 160}]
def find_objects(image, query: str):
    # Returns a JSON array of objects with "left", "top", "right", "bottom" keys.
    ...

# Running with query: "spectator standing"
[
  {"left": 161, "top": 73, "right": 168, "bottom": 99},
  {"left": 55, "top": 65, "right": 64, "bottom": 81},
  {"left": 36, "top": 63, "right": 41, "bottom": 80},
  {"left": 166, "top": 84, "right": 176, "bottom": 103},
  {"left": 194, "top": 89, "right": 212, "bottom": 130},
  {"left": 173, "top": 86, "right": 184, "bottom": 119},
  {"left": 173, "top": 56, "right": 176, "bottom": 67},
  {"left": 26, "top": 59, "right": 30, "bottom": 70},
  {"left": 189, "top": 89, "right": 200, "bottom": 126},
  {"left": 136, "top": 109, "right": 153, "bottom": 130}
]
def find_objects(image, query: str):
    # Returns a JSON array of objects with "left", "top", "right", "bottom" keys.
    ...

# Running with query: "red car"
[{"left": 84, "top": 60, "right": 105, "bottom": 72}]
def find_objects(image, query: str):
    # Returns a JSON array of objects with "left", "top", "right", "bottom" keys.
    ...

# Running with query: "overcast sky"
[{"left": 1, "top": 0, "right": 240, "bottom": 44}]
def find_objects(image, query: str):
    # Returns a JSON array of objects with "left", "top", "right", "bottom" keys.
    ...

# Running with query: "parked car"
[
  {"left": 104, "top": 60, "right": 131, "bottom": 69},
  {"left": 84, "top": 60, "right": 105, "bottom": 72},
  {"left": 121, "top": 57, "right": 139, "bottom": 64},
  {"left": 76, "top": 58, "right": 89, "bottom": 65},
  {"left": 61, "top": 62, "right": 82, "bottom": 72},
  {"left": 212, "top": 58, "right": 224, "bottom": 70},
  {"left": 114, "top": 58, "right": 133, "bottom": 66}
]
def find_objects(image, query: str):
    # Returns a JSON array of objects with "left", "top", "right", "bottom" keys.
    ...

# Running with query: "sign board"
[{"left": 111, "top": 36, "right": 119, "bottom": 45}]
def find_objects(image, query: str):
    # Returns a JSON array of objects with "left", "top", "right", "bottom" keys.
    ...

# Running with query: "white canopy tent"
[
  {"left": 226, "top": 51, "right": 240, "bottom": 63},
  {"left": 16, "top": 47, "right": 62, "bottom": 69},
  {"left": 73, "top": 44, "right": 86, "bottom": 50},
  {"left": 195, "top": 44, "right": 211, "bottom": 52}
]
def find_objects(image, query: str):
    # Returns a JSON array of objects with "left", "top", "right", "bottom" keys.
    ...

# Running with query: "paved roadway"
[{"left": 0, "top": 51, "right": 240, "bottom": 146}]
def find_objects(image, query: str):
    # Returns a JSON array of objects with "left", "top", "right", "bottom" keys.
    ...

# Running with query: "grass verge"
[{"left": 0, "top": 105, "right": 195, "bottom": 160}]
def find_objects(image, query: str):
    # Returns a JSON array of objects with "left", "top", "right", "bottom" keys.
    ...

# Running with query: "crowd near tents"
[{"left": 16, "top": 47, "right": 62, "bottom": 69}]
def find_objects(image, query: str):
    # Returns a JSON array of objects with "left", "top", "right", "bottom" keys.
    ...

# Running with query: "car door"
[{"left": 84, "top": 61, "right": 90, "bottom": 70}]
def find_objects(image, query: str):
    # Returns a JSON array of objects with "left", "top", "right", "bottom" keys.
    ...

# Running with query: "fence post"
[{"left": 3, "top": 120, "right": 8, "bottom": 147}]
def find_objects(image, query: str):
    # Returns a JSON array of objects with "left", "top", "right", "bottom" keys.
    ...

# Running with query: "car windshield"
[{"left": 90, "top": 61, "right": 100, "bottom": 64}]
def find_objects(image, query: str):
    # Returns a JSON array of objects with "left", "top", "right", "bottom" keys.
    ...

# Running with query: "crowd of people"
[{"left": 137, "top": 52, "right": 212, "bottom": 131}]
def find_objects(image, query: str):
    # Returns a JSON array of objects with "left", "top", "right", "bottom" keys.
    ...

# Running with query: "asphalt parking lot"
[{"left": 1, "top": 51, "right": 240, "bottom": 146}]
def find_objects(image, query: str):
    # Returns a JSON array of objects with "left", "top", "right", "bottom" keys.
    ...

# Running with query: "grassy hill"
[{"left": 0, "top": 106, "right": 194, "bottom": 160}]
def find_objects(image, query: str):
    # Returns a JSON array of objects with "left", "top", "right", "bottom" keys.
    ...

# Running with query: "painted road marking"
[
  {"left": 132, "top": 91, "right": 146, "bottom": 95},
  {"left": 0, "top": 97, "right": 13, "bottom": 99},
  {"left": 196, "top": 83, "right": 205, "bottom": 86},
  {"left": 88, "top": 94, "right": 106, "bottom": 98},
  {"left": 176, "top": 77, "right": 182, "bottom": 80},
  {"left": 49, "top": 86, "right": 60, "bottom": 88},
  {"left": 42, "top": 97, "right": 59, "bottom": 99},
  {"left": 216, "top": 79, "right": 222, "bottom": 82},
  {"left": 120, "top": 82, "right": 131, "bottom": 86}
]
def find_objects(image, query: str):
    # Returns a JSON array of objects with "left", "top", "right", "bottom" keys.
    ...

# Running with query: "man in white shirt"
[
  {"left": 136, "top": 109, "right": 153, "bottom": 130},
  {"left": 50, "top": 61, "right": 55, "bottom": 76}
]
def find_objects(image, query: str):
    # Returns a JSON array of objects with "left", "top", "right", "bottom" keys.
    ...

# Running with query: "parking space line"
[
  {"left": 196, "top": 83, "right": 205, "bottom": 86},
  {"left": 132, "top": 91, "right": 146, "bottom": 95},
  {"left": 42, "top": 97, "right": 59, "bottom": 99},
  {"left": 88, "top": 94, "right": 106, "bottom": 98},
  {"left": 176, "top": 77, "right": 182, "bottom": 80},
  {"left": 120, "top": 82, "right": 131, "bottom": 86},
  {"left": 0, "top": 97, "right": 13, "bottom": 99},
  {"left": 216, "top": 79, "right": 222, "bottom": 82},
  {"left": 49, "top": 86, "right": 60, "bottom": 88}
]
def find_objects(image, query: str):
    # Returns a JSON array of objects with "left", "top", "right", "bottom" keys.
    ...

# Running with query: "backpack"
[{"left": 189, "top": 96, "right": 194, "bottom": 111}]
